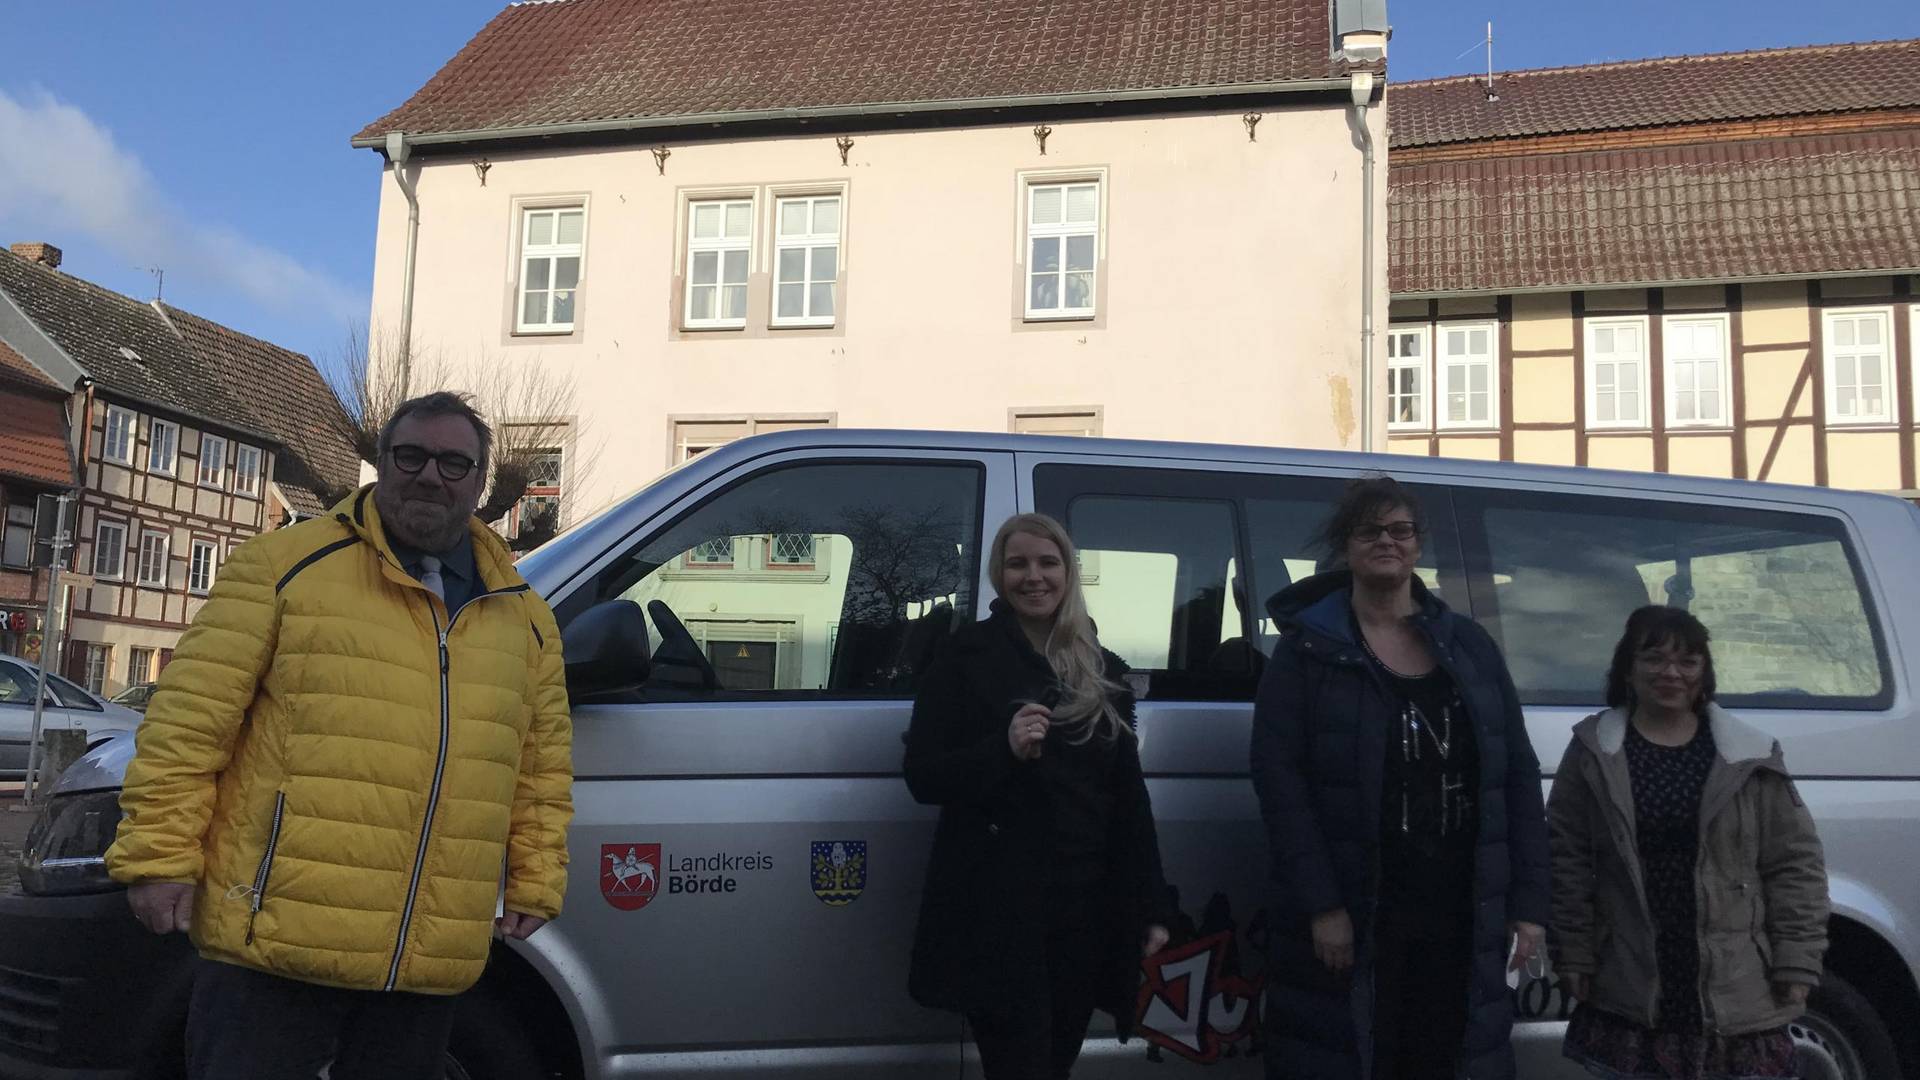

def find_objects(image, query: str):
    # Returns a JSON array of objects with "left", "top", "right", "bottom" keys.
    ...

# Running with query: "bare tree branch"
[{"left": 323, "top": 325, "right": 598, "bottom": 551}]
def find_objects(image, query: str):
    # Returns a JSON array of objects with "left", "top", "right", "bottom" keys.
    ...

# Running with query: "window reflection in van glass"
[
  {"left": 1242, "top": 495, "right": 1448, "bottom": 655},
  {"left": 1473, "top": 497, "right": 1884, "bottom": 706},
  {"left": 1060, "top": 494, "right": 1249, "bottom": 698},
  {"left": 1037, "top": 465, "right": 1462, "bottom": 699},
  {"left": 598, "top": 462, "right": 982, "bottom": 697}
]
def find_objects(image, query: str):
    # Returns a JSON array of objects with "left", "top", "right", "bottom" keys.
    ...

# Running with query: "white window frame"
[
  {"left": 137, "top": 528, "right": 170, "bottom": 588},
  {"left": 199, "top": 434, "right": 228, "bottom": 488},
  {"left": 234, "top": 444, "right": 262, "bottom": 497},
  {"left": 128, "top": 647, "right": 155, "bottom": 686},
  {"left": 93, "top": 519, "right": 127, "bottom": 580},
  {"left": 684, "top": 197, "right": 755, "bottom": 329},
  {"left": 1823, "top": 307, "right": 1896, "bottom": 426},
  {"left": 83, "top": 644, "right": 110, "bottom": 695},
  {"left": 685, "top": 536, "right": 736, "bottom": 568},
  {"left": 770, "top": 194, "right": 841, "bottom": 328},
  {"left": 1024, "top": 180, "right": 1101, "bottom": 320},
  {"left": 1387, "top": 326, "right": 1433, "bottom": 431},
  {"left": 670, "top": 415, "right": 834, "bottom": 463},
  {"left": 102, "top": 406, "right": 137, "bottom": 465},
  {"left": 766, "top": 532, "right": 817, "bottom": 567},
  {"left": 148, "top": 418, "right": 179, "bottom": 475},
  {"left": 515, "top": 206, "right": 586, "bottom": 333},
  {"left": 1662, "top": 313, "right": 1732, "bottom": 429},
  {"left": 189, "top": 538, "right": 218, "bottom": 595},
  {"left": 1584, "top": 316, "right": 1652, "bottom": 430},
  {"left": 1436, "top": 320, "right": 1499, "bottom": 430}
]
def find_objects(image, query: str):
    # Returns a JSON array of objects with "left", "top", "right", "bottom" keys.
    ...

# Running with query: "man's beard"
[{"left": 376, "top": 484, "right": 471, "bottom": 552}]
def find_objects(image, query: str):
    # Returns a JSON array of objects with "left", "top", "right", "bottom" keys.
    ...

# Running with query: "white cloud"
[{"left": 0, "top": 86, "right": 364, "bottom": 324}]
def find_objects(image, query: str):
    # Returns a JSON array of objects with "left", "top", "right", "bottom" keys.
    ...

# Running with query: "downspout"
[
  {"left": 1350, "top": 71, "right": 1378, "bottom": 451},
  {"left": 385, "top": 131, "right": 420, "bottom": 397}
]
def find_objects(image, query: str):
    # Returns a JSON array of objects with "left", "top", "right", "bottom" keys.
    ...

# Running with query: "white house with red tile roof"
[{"left": 353, "top": 0, "right": 1394, "bottom": 519}]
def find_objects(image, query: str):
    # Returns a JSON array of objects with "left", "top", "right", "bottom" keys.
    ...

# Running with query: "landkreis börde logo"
[
  {"left": 810, "top": 840, "right": 866, "bottom": 906},
  {"left": 601, "top": 843, "right": 660, "bottom": 910}
]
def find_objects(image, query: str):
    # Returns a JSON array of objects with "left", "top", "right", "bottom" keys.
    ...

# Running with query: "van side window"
[
  {"left": 586, "top": 461, "right": 983, "bottom": 698},
  {"left": 1456, "top": 488, "right": 1889, "bottom": 709},
  {"left": 1033, "top": 466, "right": 1462, "bottom": 701},
  {"left": 1241, "top": 483, "right": 1464, "bottom": 656}
]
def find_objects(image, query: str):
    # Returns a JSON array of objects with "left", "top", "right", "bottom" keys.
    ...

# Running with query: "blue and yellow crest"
[{"left": 809, "top": 840, "right": 867, "bottom": 906}]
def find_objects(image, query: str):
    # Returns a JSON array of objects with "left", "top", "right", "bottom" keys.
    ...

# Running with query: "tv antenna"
[{"left": 1453, "top": 22, "right": 1499, "bottom": 101}]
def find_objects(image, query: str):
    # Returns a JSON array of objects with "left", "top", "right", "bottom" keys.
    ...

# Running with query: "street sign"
[
  {"left": 25, "top": 493, "right": 76, "bottom": 807},
  {"left": 32, "top": 493, "right": 79, "bottom": 570}
]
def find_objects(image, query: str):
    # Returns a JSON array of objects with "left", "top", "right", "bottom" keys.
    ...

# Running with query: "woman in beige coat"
[{"left": 1547, "top": 606, "right": 1827, "bottom": 1080}]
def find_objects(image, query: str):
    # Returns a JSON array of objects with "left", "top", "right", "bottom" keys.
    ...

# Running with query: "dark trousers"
[
  {"left": 966, "top": 880, "right": 1105, "bottom": 1080},
  {"left": 186, "top": 958, "right": 460, "bottom": 1080},
  {"left": 967, "top": 983, "right": 1098, "bottom": 1080},
  {"left": 1371, "top": 911, "right": 1473, "bottom": 1080}
]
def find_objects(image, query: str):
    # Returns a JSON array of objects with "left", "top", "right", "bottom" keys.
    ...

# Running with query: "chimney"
[{"left": 9, "top": 242, "right": 62, "bottom": 270}]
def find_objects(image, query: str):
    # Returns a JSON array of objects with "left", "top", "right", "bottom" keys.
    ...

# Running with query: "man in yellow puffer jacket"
[{"left": 104, "top": 392, "right": 573, "bottom": 1080}]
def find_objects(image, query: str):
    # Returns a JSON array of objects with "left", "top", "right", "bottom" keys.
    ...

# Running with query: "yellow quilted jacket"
[{"left": 105, "top": 487, "right": 573, "bottom": 995}]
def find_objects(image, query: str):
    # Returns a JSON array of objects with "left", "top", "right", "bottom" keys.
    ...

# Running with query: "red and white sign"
[{"left": 600, "top": 843, "right": 660, "bottom": 911}]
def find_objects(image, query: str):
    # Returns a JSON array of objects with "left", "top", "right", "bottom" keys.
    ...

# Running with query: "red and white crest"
[{"left": 600, "top": 843, "right": 661, "bottom": 911}]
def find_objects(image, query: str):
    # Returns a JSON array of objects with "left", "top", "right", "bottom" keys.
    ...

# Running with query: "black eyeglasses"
[
  {"left": 1352, "top": 521, "right": 1418, "bottom": 543},
  {"left": 389, "top": 444, "right": 476, "bottom": 482}
]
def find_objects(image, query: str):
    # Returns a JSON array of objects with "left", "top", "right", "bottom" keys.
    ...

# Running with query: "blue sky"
[{"left": 1, "top": 0, "right": 1915, "bottom": 381}]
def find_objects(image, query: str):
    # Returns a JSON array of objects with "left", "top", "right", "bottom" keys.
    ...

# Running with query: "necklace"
[
  {"left": 1354, "top": 617, "right": 1431, "bottom": 677},
  {"left": 1357, "top": 620, "right": 1470, "bottom": 836}
]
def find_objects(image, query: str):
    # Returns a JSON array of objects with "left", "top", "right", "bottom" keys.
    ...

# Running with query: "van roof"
[{"left": 695, "top": 428, "right": 1912, "bottom": 514}]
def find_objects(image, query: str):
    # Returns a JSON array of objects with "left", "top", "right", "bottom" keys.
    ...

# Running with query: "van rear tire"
[
  {"left": 1792, "top": 972, "right": 1901, "bottom": 1080},
  {"left": 445, "top": 985, "right": 548, "bottom": 1080}
]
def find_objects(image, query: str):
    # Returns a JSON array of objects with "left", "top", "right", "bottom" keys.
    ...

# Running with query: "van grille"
[{"left": 0, "top": 963, "right": 61, "bottom": 1055}]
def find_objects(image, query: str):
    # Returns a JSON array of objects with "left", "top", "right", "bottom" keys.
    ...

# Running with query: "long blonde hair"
[{"left": 988, "top": 513, "right": 1130, "bottom": 743}]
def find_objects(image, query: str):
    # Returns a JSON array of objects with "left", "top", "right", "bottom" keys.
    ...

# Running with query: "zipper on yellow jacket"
[{"left": 380, "top": 567, "right": 530, "bottom": 992}]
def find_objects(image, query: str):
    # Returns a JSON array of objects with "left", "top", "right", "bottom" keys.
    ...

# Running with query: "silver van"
[{"left": 7, "top": 430, "right": 1918, "bottom": 1080}]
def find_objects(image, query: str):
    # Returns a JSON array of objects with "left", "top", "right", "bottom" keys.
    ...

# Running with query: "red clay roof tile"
[
  {"left": 0, "top": 386, "right": 73, "bottom": 488},
  {"left": 0, "top": 339, "right": 60, "bottom": 394},
  {"left": 1389, "top": 128, "right": 1920, "bottom": 295},
  {"left": 1389, "top": 39, "right": 1920, "bottom": 150},
  {"left": 355, "top": 0, "right": 1342, "bottom": 142}
]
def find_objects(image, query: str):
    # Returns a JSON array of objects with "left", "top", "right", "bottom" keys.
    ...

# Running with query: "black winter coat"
[
  {"left": 1249, "top": 572, "right": 1551, "bottom": 1080},
  {"left": 903, "top": 603, "right": 1170, "bottom": 1033}
]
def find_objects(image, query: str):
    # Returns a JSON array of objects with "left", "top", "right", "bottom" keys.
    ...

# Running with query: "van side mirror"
[{"left": 563, "top": 600, "right": 652, "bottom": 701}]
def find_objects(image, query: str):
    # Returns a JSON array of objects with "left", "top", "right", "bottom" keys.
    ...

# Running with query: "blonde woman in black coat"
[{"left": 905, "top": 512, "right": 1171, "bottom": 1079}]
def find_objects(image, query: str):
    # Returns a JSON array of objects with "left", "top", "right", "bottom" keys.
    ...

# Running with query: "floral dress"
[{"left": 1563, "top": 722, "right": 1799, "bottom": 1080}]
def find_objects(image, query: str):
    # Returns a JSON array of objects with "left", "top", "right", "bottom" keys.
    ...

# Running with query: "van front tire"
[{"left": 1791, "top": 973, "right": 1901, "bottom": 1080}]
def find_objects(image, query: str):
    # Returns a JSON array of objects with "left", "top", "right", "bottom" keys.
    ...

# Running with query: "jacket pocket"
[{"left": 245, "top": 791, "right": 288, "bottom": 946}]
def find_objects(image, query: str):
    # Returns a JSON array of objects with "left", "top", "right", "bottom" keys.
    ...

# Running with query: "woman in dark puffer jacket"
[{"left": 1251, "top": 476, "right": 1551, "bottom": 1080}]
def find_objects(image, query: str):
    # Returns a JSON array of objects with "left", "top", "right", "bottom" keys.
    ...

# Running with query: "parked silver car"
[
  {"left": 0, "top": 655, "right": 142, "bottom": 778},
  {"left": 5, "top": 430, "right": 1918, "bottom": 1080}
]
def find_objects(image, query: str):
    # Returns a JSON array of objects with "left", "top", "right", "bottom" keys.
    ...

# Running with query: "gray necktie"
[{"left": 419, "top": 555, "right": 445, "bottom": 603}]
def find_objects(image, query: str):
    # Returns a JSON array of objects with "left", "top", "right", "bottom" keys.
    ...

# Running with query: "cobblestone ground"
[{"left": 0, "top": 794, "right": 36, "bottom": 893}]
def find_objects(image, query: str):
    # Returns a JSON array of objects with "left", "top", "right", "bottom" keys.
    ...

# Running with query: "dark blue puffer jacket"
[{"left": 1249, "top": 571, "right": 1550, "bottom": 1080}]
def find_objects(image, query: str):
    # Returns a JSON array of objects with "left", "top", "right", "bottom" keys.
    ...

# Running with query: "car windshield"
[
  {"left": 45, "top": 673, "right": 100, "bottom": 709},
  {"left": 0, "top": 661, "right": 37, "bottom": 704}
]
